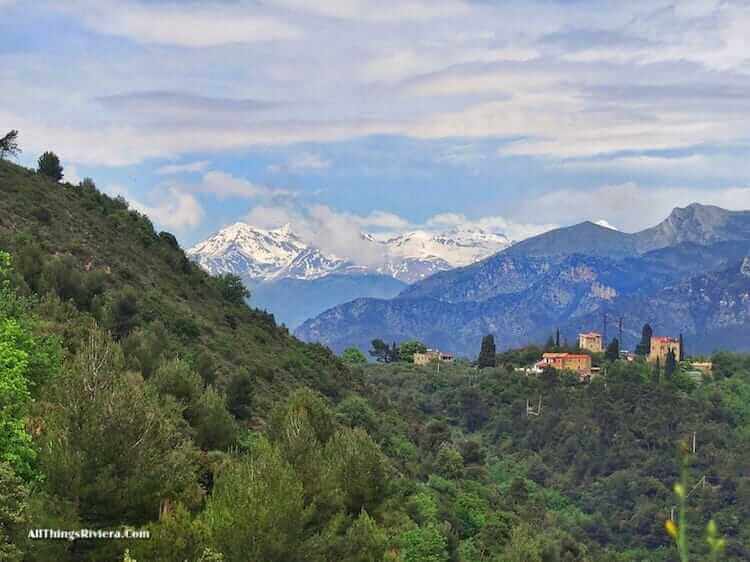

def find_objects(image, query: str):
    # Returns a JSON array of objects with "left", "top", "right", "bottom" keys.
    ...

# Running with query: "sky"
[{"left": 2, "top": 0, "right": 750, "bottom": 251}]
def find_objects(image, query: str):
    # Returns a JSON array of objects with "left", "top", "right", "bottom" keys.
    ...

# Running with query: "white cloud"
[
  {"left": 269, "top": 152, "right": 331, "bottom": 173},
  {"left": 107, "top": 185, "right": 204, "bottom": 231},
  {"left": 266, "top": 0, "right": 469, "bottom": 22},
  {"left": 518, "top": 182, "right": 750, "bottom": 232},
  {"left": 156, "top": 160, "right": 210, "bottom": 175},
  {"left": 63, "top": 1, "right": 301, "bottom": 47},
  {"left": 426, "top": 212, "right": 555, "bottom": 241},
  {"left": 198, "top": 171, "right": 278, "bottom": 200}
]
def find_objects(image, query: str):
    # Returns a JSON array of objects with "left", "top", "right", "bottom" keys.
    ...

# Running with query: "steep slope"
[{"left": 0, "top": 161, "right": 350, "bottom": 407}]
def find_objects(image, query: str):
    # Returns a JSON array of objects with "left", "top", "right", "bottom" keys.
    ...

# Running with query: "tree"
[
  {"left": 79, "top": 177, "right": 96, "bottom": 190},
  {"left": 0, "top": 130, "right": 20, "bottom": 160},
  {"left": 605, "top": 338, "right": 620, "bottom": 361},
  {"left": 401, "top": 524, "right": 448, "bottom": 562},
  {"left": 398, "top": 340, "right": 427, "bottom": 363},
  {"left": 341, "top": 347, "right": 367, "bottom": 365},
  {"left": 37, "top": 151, "right": 63, "bottom": 181},
  {"left": 390, "top": 341, "right": 400, "bottom": 363},
  {"left": 665, "top": 349, "right": 677, "bottom": 379},
  {"left": 679, "top": 333, "right": 685, "bottom": 361},
  {"left": 202, "top": 438, "right": 312, "bottom": 562},
  {"left": 214, "top": 273, "right": 249, "bottom": 305},
  {"left": 478, "top": 334, "right": 496, "bottom": 368},
  {"left": 369, "top": 339, "right": 390, "bottom": 363},
  {"left": 635, "top": 323, "right": 653, "bottom": 356},
  {"left": 555, "top": 328, "right": 560, "bottom": 348},
  {"left": 0, "top": 462, "right": 28, "bottom": 562}
]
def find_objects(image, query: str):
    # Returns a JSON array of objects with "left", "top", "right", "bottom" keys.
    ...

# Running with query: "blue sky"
[{"left": 3, "top": 0, "right": 750, "bottom": 251}]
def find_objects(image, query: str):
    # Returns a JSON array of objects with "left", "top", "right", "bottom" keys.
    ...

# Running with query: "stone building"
[
  {"left": 577, "top": 332, "right": 603, "bottom": 353},
  {"left": 648, "top": 336, "right": 681, "bottom": 364},
  {"left": 414, "top": 349, "right": 454, "bottom": 366}
]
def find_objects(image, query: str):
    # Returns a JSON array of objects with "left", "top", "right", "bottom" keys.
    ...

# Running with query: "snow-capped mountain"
[
  {"left": 188, "top": 222, "right": 513, "bottom": 284},
  {"left": 187, "top": 223, "right": 307, "bottom": 282},
  {"left": 376, "top": 228, "right": 512, "bottom": 282},
  {"left": 273, "top": 248, "right": 367, "bottom": 281}
]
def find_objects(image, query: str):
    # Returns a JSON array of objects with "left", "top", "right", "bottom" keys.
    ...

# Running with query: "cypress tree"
[
  {"left": 679, "top": 333, "right": 685, "bottom": 361},
  {"left": 635, "top": 323, "right": 653, "bottom": 356},
  {"left": 478, "top": 335, "right": 496, "bottom": 368},
  {"left": 665, "top": 349, "right": 677, "bottom": 379},
  {"left": 555, "top": 328, "right": 560, "bottom": 348},
  {"left": 605, "top": 338, "right": 620, "bottom": 361}
]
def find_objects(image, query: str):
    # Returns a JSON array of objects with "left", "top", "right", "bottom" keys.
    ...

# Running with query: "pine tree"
[
  {"left": 37, "top": 151, "right": 64, "bottom": 181},
  {"left": 555, "top": 328, "right": 560, "bottom": 348},
  {"left": 478, "top": 335, "right": 496, "bottom": 369}
]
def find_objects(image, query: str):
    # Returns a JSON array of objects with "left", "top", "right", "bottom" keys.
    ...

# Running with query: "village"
[{"left": 411, "top": 328, "right": 713, "bottom": 383}]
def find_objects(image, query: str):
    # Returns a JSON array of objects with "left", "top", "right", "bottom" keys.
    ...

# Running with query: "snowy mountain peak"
[{"left": 188, "top": 222, "right": 514, "bottom": 284}]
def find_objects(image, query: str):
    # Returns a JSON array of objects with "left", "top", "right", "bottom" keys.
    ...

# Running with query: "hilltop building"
[
  {"left": 414, "top": 349, "right": 454, "bottom": 366},
  {"left": 537, "top": 352, "right": 592, "bottom": 377},
  {"left": 578, "top": 332, "right": 603, "bottom": 353},
  {"left": 648, "top": 336, "right": 681, "bottom": 364}
]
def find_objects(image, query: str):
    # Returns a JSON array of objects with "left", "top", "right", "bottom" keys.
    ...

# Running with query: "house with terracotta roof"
[
  {"left": 648, "top": 336, "right": 680, "bottom": 364},
  {"left": 537, "top": 352, "right": 592, "bottom": 378}
]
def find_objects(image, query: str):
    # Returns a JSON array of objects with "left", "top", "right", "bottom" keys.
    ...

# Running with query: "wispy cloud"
[
  {"left": 62, "top": 0, "right": 301, "bottom": 47},
  {"left": 156, "top": 160, "right": 210, "bottom": 176}
]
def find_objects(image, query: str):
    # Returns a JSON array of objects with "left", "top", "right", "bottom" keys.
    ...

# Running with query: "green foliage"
[
  {"left": 341, "top": 346, "right": 368, "bottom": 365},
  {"left": 37, "top": 151, "right": 63, "bottom": 181},
  {"left": 0, "top": 462, "right": 28, "bottom": 562},
  {"left": 401, "top": 523, "right": 449, "bottom": 562},
  {"left": 399, "top": 340, "right": 428, "bottom": 363},
  {"left": 435, "top": 445, "right": 464, "bottom": 480},
  {"left": 202, "top": 437, "right": 312, "bottom": 562},
  {"left": 213, "top": 273, "right": 249, "bottom": 305},
  {"left": 192, "top": 386, "right": 238, "bottom": 451},
  {"left": 0, "top": 130, "right": 21, "bottom": 160},
  {"left": 38, "top": 329, "right": 201, "bottom": 527}
]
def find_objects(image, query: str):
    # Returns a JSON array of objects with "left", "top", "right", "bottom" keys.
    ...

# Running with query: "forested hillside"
[{"left": 1, "top": 159, "right": 748, "bottom": 561}]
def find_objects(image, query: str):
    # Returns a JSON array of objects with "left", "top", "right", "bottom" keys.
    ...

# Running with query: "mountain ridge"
[{"left": 296, "top": 203, "right": 750, "bottom": 355}]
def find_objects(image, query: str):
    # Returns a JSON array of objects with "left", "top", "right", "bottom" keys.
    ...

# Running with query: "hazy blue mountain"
[
  {"left": 296, "top": 204, "right": 750, "bottom": 356},
  {"left": 252, "top": 273, "right": 406, "bottom": 329}
]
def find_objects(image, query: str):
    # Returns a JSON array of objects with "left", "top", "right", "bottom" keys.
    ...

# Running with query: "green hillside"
[
  {"left": 0, "top": 160, "right": 351, "bottom": 409},
  {"left": 1, "top": 158, "right": 748, "bottom": 562}
]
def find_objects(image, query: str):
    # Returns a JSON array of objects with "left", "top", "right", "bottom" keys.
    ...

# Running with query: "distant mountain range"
[
  {"left": 187, "top": 222, "right": 512, "bottom": 327},
  {"left": 295, "top": 204, "right": 750, "bottom": 356}
]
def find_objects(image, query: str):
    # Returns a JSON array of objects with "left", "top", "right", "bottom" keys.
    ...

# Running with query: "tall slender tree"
[
  {"left": 478, "top": 335, "right": 496, "bottom": 368},
  {"left": 605, "top": 338, "right": 620, "bottom": 361},
  {"left": 635, "top": 323, "right": 653, "bottom": 356},
  {"left": 665, "top": 349, "right": 677, "bottom": 379},
  {"left": 679, "top": 333, "right": 685, "bottom": 361}
]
